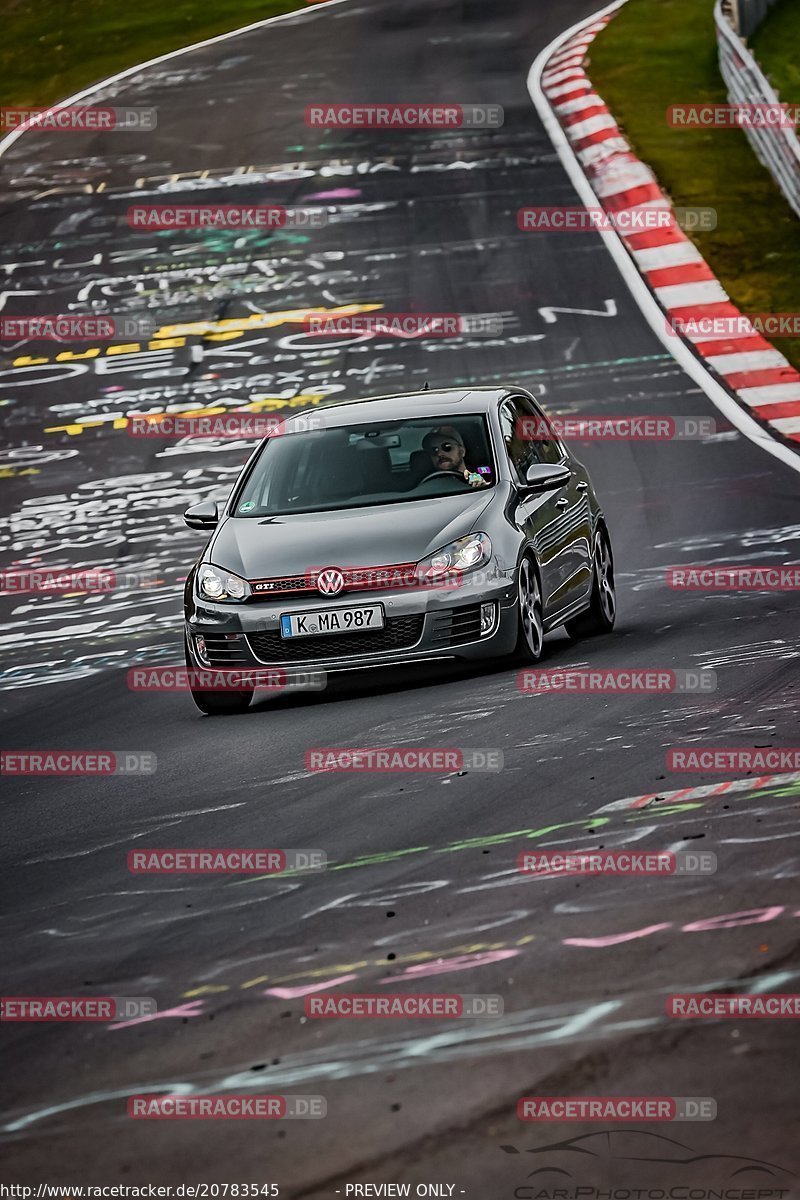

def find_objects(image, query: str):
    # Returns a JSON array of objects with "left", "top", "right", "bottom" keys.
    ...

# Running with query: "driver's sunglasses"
[{"left": 426, "top": 441, "right": 456, "bottom": 454}]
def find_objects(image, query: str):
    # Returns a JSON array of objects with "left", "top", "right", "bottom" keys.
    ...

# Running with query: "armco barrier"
[{"left": 715, "top": 0, "right": 800, "bottom": 219}]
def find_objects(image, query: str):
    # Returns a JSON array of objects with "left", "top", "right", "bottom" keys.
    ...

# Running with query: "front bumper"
[{"left": 185, "top": 571, "right": 518, "bottom": 675}]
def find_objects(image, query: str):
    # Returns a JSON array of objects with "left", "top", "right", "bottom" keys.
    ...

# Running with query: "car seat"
[{"left": 356, "top": 443, "right": 394, "bottom": 493}]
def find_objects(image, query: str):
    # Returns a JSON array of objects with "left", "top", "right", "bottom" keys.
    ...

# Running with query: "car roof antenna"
[{"left": 423, "top": 380, "right": 429, "bottom": 390}]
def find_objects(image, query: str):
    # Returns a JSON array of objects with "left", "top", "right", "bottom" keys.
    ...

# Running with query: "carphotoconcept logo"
[
  {"left": 517, "top": 1096, "right": 717, "bottom": 1121},
  {"left": 127, "top": 848, "right": 326, "bottom": 874},
  {"left": 518, "top": 669, "right": 717, "bottom": 694},
  {"left": 0, "top": 316, "right": 157, "bottom": 342},
  {"left": 0, "top": 106, "right": 157, "bottom": 132},
  {"left": 303, "top": 313, "right": 503, "bottom": 337},
  {"left": 127, "top": 668, "right": 327, "bottom": 693},
  {"left": 668, "top": 993, "right": 800, "bottom": 1018},
  {"left": 1, "top": 996, "right": 156, "bottom": 1021},
  {"left": 667, "top": 566, "right": 800, "bottom": 590},
  {"left": 0, "top": 751, "right": 157, "bottom": 776},
  {"left": 518, "top": 850, "right": 717, "bottom": 876},
  {"left": 500, "top": 1129, "right": 795, "bottom": 1195},
  {"left": 516, "top": 416, "right": 716, "bottom": 441},
  {"left": 667, "top": 103, "right": 800, "bottom": 128},
  {"left": 518, "top": 206, "right": 717, "bottom": 232},
  {"left": 304, "top": 103, "right": 503, "bottom": 129},
  {"left": 304, "top": 747, "right": 503, "bottom": 772},
  {"left": 128, "top": 1095, "right": 326, "bottom": 1119},
  {"left": 127, "top": 206, "right": 326, "bottom": 230},
  {"left": 667, "top": 748, "right": 800, "bottom": 772},
  {"left": 305, "top": 993, "right": 503, "bottom": 1018}
]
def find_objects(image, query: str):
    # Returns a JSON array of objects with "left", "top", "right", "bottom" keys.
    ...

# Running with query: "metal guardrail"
[{"left": 715, "top": 0, "right": 800, "bottom": 220}]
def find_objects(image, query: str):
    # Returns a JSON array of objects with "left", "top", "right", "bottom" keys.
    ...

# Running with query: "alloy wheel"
[{"left": 518, "top": 557, "right": 544, "bottom": 659}]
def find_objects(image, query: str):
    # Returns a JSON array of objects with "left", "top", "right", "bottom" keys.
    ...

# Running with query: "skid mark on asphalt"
[
  {"left": 653, "top": 523, "right": 800, "bottom": 552},
  {"left": 358, "top": 707, "right": 502, "bottom": 744},
  {"left": 21, "top": 803, "right": 248, "bottom": 864},
  {"left": 616, "top": 703, "right": 778, "bottom": 735},
  {"left": 691, "top": 639, "right": 799, "bottom": 670}
]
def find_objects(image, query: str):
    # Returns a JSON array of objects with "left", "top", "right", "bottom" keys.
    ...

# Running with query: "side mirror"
[
  {"left": 183, "top": 499, "right": 220, "bottom": 530},
  {"left": 523, "top": 462, "right": 571, "bottom": 492}
]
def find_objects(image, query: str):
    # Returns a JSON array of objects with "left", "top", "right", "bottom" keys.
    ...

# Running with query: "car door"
[{"left": 498, "top": 396, "right": 592, "bottom": 614}]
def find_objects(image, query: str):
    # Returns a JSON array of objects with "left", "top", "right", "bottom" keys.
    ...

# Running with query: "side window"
[
  {"left": 498, "top": 397, "right": 563, "bottom": 479},
  {"left": 528, "top": 400, "right": 564, "bottom": 465}
]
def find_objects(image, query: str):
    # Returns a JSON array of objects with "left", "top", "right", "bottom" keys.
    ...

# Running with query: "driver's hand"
[{"left": 464, "top": 470, "right": 487, "bottom": 488}]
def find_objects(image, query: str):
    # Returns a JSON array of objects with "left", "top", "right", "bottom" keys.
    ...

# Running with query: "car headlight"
[
  {"left": 197, "top": 565, "right": 250, "bottom": 602},
  {"left": 417, "top": 533, "right": 492, "bottom": 581}
]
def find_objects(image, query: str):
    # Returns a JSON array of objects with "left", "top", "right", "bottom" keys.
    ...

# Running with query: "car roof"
[{"left": 282, "top": 387, "right": 520, "bottom": 430}]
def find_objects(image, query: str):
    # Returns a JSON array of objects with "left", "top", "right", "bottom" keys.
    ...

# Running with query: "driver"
[{"left": 421, "top": 425, "right": 487, "bottom": 488}]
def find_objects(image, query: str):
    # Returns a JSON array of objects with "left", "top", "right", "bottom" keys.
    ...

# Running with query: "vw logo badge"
[{"left": 317, "top": 567, "right": 345, "bottom": 597}]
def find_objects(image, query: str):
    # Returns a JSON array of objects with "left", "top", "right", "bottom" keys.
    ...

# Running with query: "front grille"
[
  {"left": 250, "top": 576, "right": 313, "bottom": 597},
  {"left": 248, "top": 562, "right": 418, "bottom": 601},
  {"left": 247, "top": 615, "right": 424, "bottom": 662},
  {"left": 200, "top": 633, "right": 249, "bottom": 667},
  {"left": 429, "top": 605, "right": 483, "bottom": 647}
]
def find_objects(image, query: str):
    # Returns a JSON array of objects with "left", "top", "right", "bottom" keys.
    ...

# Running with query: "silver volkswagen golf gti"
[{"left": 183, "top": 387, "right": 615, "bottom": 712}]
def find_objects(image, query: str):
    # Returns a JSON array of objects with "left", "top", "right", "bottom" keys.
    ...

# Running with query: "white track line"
[{"left": 528, "top": 0, "right": 800, "bottom": 475}]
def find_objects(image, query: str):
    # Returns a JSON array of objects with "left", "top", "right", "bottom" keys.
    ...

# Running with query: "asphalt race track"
[{"left": 1, "top": 0, "right": 799, "bottom": 1192}]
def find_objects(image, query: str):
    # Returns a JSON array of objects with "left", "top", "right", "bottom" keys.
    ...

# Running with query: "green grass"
[
  {"left": 750, "top": 0, "right": 800, "bottom": 103},
  {"left": 588, "top": 0, "right": 800, "bottom": 371},
  {"left": 0, "top": 0, "right": 310, "bottom": 110}
]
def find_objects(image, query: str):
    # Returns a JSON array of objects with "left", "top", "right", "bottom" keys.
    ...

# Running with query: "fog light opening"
[
  {"left": 480, "top": 602, "right": 496, "bottom": 636},
  {"left": 194, "top": 634, "right": 211, "bottom": 666}
]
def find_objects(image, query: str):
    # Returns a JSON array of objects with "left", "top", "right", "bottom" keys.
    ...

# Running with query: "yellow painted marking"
[
  {"left": 10, "top": 303, "right": 383, "bottom": 369},
  {"left": 240, "top": 975, "right": 272, "bottom": 990},
  {"left": 54, "top": 349, "right": 101, "bottom": 362}
]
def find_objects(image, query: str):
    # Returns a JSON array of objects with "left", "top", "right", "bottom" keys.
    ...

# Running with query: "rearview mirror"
[
  {"left": 523, "top": 463, "right": 571, "bottom": 492},
  {"left": 183, "top": 499, "right": 220, "bottom": 529}
]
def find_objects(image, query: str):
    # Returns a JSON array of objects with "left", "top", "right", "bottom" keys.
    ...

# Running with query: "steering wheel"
[{"left": 418, "top": 469, "right": 470, "bottom": 486}]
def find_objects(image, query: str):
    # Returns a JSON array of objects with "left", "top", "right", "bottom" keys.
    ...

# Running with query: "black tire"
[
  {"left": 514, "top": 555, "right": 545, "bottom": 663},
  {"left": 565, "top": 526, "right": 616, "bottom": 639},
  {"left": 184, "top": 638, "right": 254, "bottom": 715}
]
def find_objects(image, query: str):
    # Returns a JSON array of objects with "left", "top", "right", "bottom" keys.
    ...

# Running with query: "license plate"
[{"left": 280, "top": 604, "right": 385, "bottom": 639}]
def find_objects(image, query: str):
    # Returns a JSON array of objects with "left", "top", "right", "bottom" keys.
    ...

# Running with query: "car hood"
[{"left": 207, "top": 492, "right": 494, "bottom": 578}]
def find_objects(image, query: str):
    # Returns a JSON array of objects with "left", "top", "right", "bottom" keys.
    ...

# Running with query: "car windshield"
[{"left": 233, "top": 414, "right": 496, "bottom": 516}]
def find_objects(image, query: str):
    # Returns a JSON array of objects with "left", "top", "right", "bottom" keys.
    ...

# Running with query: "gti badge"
[{"left": 316, "top": 568, "right": 345, "bottom": 597}]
